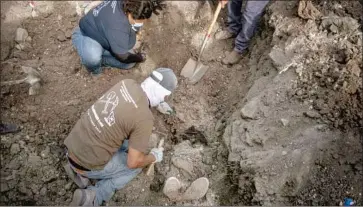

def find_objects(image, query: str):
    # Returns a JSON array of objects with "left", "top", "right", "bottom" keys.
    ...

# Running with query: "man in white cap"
[{"left": 64, "top": 68, "right": 177, "bottom": 206}]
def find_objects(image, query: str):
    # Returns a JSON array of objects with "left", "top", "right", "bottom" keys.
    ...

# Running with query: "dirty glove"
[
  {"left": 156, "top": 102, "right": 174, "bottom": 115},
  {"left": 150, "top": 147, "right": 164, "bottom": 163}
]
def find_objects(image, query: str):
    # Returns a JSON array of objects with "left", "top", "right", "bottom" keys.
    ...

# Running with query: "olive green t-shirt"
[{"left": 64, "top": 79, "right": 153, "bottom": 170}]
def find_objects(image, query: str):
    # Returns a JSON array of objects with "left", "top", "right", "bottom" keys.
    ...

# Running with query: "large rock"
[{"left": 15, "top": 28, "right": 29, "bottom": 43}]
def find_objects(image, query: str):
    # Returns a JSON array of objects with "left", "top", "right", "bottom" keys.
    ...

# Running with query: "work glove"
[
  {"left": 156, "top": 102, "right": 175, "bottom": 115},
  {"left": 150, "top": 147, "right": 164, "bottom": 163}
]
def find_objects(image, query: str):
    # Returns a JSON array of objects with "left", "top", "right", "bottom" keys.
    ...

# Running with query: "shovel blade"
[
  {"left": 181, "top": 58, "right": 197, "bottom": 79},
  {"left": 181, "top": 58, "right": 209, "bottom": 84}
]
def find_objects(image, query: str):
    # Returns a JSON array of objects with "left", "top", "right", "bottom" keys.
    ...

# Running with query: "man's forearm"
[{"left": 133, "top": 154, "right": 156, "bottom": 169}]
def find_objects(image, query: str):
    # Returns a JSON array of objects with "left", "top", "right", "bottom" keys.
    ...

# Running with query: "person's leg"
[
  {"left": 82, "top": 140, "right": 141, "bottom": 205},
  {"left": 234, "top": 0, "right": 269, "bottom": 53},
  {"left": 227, "top": 0, "right": 244, "bottom": 34},
  {"left": 215, "top": 0, "right": 243, "bottom": 40},
  {"left": 102, "top": 50, "right": 136, "bottom": 70},
  {"left": 72, "top": 27, "right": 104, "bottom": 74}
]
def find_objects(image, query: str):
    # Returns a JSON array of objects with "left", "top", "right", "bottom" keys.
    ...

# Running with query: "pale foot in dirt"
[{"left": 181, "top": 177, "right": 209, "bottom": 201}]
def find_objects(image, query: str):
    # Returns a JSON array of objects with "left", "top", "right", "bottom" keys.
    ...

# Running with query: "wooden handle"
[
  {"left": 198, "top": 2, "right": 222, "bottom": 60},
  {"left": 146, "top": 138, "right": 164, "bottom": 176}
]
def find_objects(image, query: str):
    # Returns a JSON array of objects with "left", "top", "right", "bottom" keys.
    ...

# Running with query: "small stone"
[
  {"left": 282, "top": 151, "right": 287, "bottom": 156},
  {"left": 240, "top": 97, "right": 260, "bottom": 120},
  {"left": 57, "top": 32, "right": 66, "bottom": 42},
  {"left": 304, "top": 111, "right": 321, "bottom": 118},
  {"left": 41, "top": 146, "right": 50, "bottom": 158},
  {"left": 40, "top": 186, "right": 47, "bottom": 196},
  {"left": 332, "top": 154, "right": 339, "bottom": 159},
  {"left": 58, "top": 188, "right": 66, "bottom": 196},
  {"left": 26, "top": 36, "right": 32, "bottom": 42},
  {"left": 329, "top": 24, "right": 339, "bottom": 34},
  {"left": 280, "top": 118, "right": 289, "bottom": 126},
  {"left": 15, "top": 28, "right": 29, "bottom": 43},
  {"left": 65, "top": 30, "right": 73, "bottom": 39},
  {"left": 10, "top": 144, "right": 20, "bottom": 155}
]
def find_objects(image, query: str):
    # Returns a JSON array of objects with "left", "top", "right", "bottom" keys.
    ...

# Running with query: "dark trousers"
[{"left": 227, "top": 0, "right": 269, "bottom": 53}]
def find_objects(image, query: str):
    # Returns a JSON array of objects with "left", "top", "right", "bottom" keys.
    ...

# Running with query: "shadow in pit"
[{"left": 218, "top": 161, "right": 258, "bottom": 205}]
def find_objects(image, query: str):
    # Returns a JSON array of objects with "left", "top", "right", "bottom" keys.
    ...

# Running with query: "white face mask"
[
  {"left": 141, "top": 77, "right": 171, "bottom": 107},
  {"left": 131, "top": 22, "right": 143, "bottom": 32}
]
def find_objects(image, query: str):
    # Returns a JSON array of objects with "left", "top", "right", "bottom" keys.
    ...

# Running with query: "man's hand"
[
  {"left": 127, "top": 147, "right": 156, "bottom": 169},
  {"left": 150, "top": 147, "right": 164, "bottom": 163},
  {"left": 220, "top": 0, "right": 228, "bottom": 8},
  {"left": 156, "top": 102, "right": 175, "bottom": 115}
]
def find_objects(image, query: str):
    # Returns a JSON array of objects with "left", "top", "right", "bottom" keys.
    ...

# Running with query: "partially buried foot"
[
  {"left": 222, "top": 50, "right": 245, "bottom": 65},
  {"left": 70, "top": 189, "right": 96, "bottom": 206},
  {"left": 181, "top": 177, "right": 209, "bottom": 201},
  {"left": 163, "top": 177, "right": 182, "bottom": 200}
]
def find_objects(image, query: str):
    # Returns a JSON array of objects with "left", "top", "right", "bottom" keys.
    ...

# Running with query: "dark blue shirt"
[{"left": 79, "top": 0, "right": 136, "bottom": 55}]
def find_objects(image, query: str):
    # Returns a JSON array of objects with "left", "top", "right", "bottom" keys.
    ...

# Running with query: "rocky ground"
[{"left": 1, "top": 0, "right": 362, "bottom": 206}]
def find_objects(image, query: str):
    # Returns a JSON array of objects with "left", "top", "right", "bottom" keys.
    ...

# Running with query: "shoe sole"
[
  {"left": 181, "top": 177, "right": 209, "bottom": 201},
  {"left": 163, "top": 177, "right": 181, "bottom": 200}
]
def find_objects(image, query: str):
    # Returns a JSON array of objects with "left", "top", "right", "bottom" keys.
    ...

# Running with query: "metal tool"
[{"left": 181, "top": 2, "right": 222, "bottom": 84}]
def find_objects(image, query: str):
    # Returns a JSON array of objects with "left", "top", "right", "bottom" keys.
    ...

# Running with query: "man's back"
[
  {"left": 79, "top": 0, "right": 136, "bottom": 55},
  {"left": 65, "top": 79, "right": 153, "bottom": 170}
]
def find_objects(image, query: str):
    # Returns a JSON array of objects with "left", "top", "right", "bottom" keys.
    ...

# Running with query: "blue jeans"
[
  {"left": 227, "top": 0, "right": 269, "bottom": 53},
  {"left": 72, "top": 140, "right": 141, "bottom": 205},
  {"left": 72, "top": 27, "right": 136, "bottom": 74}
]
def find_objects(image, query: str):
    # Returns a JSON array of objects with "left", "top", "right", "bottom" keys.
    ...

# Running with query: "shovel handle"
[
  {"left": 198, "top": 2, "right": 222, "bottom": 60},
  {"left": 146, "top": 138, "right": 164, "bottom": 176}
]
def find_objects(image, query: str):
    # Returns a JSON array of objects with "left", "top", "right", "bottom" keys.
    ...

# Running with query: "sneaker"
[
  {"left": 181, "top": 177, "right": 209, "bottom": 201},
  {"left": 163, "top": 177, "right": 181, "bottom": 200},
  {"left": 222, "top": 50, "right": 246, "bottom": 65},
  {"left": 215, "top": 29, "right": 236, "bottom": 40},
  {"left": 70, "top": 189, "right": 96, "bottom": 206},
  {"left": 64, "top": 163, "right": 90, "bottom": 189}
]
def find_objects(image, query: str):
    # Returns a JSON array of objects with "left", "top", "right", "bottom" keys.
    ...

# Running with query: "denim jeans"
[
  {"left": 71, "top": 140, "right": 141, "bottom": 206},
  {"left": 72, "top": 27, "right": 136, "bottom": 74},
  {"left": 227, "top": 0, "right": 269, "bottom": 53}
]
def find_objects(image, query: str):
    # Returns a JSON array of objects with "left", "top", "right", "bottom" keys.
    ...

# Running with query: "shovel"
[{"left": 181, "top": 2, "right": 222, "bottom": 84}]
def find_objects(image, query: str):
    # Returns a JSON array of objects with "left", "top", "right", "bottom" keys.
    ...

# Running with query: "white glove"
[
  {"left": 150, "top": 147, "right": 164, "bottom": 163},
  {"left": 156, "top": 102, "right": 174, "bottom": 115}
]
